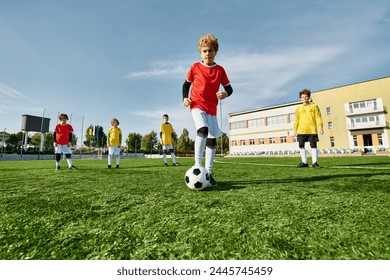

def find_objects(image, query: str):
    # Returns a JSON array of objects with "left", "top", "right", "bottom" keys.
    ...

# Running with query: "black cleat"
[
  {"left": 209, "top": 175, "right": 218, "bottom": 187},
  {"left": 312, "top": 162, "right": 321, "bottom": 168}
]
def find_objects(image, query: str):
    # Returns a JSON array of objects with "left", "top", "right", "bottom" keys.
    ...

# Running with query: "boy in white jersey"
[
  {"left": 182, "top": 34, "right": 233, "bottom": 186},
  {"left": 107, "top": 118, "right": 122, "bottom": 168},
  {"left": 160, "top": 114, "right": 179, "bottom": 166}
]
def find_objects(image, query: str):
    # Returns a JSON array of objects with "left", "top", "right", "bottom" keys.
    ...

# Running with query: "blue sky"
[{"left": 1, "top": 0, "right": 389, "bottom": 145}]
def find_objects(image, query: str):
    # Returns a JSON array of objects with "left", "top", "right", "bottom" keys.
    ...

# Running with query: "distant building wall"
[{"left": 228, "top": 76, "right": 390, "bottom": 155}]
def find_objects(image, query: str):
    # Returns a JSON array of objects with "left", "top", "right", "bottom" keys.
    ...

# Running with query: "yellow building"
[{"left": 228, "top": 76, "right": 390, "bottom": 155}]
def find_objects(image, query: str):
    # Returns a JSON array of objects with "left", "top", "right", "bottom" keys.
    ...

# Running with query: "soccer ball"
[{"left": 184, "top": 166, "right": 210, "bottom": 190}]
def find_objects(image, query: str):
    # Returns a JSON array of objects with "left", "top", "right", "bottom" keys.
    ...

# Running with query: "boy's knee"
[
  {"left": 206, "top": 138, "right": 216, "bottom": 148},
  {"left": 197, "top": 127, "right": 208, "bottom": 137},
  {"left": 65, "top": 154, "right": 71, "bottom": 159}
]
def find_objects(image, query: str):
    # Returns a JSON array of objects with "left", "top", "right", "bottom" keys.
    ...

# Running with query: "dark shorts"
[{"left": 298, "top": 134, "right": 319, "bottom": 148}]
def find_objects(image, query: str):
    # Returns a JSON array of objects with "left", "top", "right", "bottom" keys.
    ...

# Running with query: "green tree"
[
  {"left": 6, "top": 132, "right": 26, "bottom": 147},
  {"left": 84, "top": 125, "right": 106, "bottom": 147},
  {"left": 126, "top": 132, "right": 142, "bottom": 152},
  {"left": 45, "top": 132, "right": 54, "bottom": 149},
  {"left": 176, "top": 128, "right": 194, "bottom": 151},
  {"left": 216, "top": 132, "right": 229, "bottom": 155},
  {"left": 141, "top": 130, "right": 158, "bottom": 154},
  {"left": 30, "top": 133, "right": 41, "bottom": 146}
]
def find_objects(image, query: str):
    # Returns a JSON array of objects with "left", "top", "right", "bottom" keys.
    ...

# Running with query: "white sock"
[
  {"left": 171, "top": 152, "right": 176, "bottom": 164},
  {"left": 311, "top": 148, "right": 318, "bottom": 164},
  {"left": 195, "top": 135, "right": 206, "bottom": 167},
  {"left": 205, "top": 146, "right": 216, "bottom": 174},
  {"left": 116, "top": 155, "right": 120, "bottom": 166},
  {"left": 300, "top": 148, "right": 307, "bottom": 164},
  {"left": 66, "top": 158, "right": 73, "bottom": 167},
  {"left": 108, "top": 154, "right": 112, "bottom": 165},
  {"left": 162, "top": 152, "right": 167, "bottom": 164}
]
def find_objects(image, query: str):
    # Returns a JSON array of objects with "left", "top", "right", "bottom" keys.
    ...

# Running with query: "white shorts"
[
  {"left": 162, "top": 144, "right": 174, "bottom": 150},
  {"left": 191, "top": 108, "right": 222, "bottom": 138},
  {"left": 55, "top": 144, "right": 72, "bottom": 154},
  {"left": 108, "top": 146, "right": 120, "bottom": 156}
]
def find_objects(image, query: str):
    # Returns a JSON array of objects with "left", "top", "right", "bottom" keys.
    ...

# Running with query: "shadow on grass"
[
  {"left": 332, "top": 161, "right": 390, "bottom": 167},
  {"left": 207, "top": 172, "right": 390, "bottom": 192},
  {"left": 203, "top": 183, "right": 247, "bottom": 192}
]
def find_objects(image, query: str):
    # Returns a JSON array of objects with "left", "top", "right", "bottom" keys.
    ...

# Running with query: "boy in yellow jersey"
[
  {"left": 294, "top": 89, "right": 324, "bottom": 168},
  {"left": 107, "top": 118, "right": 122, "bottom": 168},
  {"left": 160, "top": 114, "right": 179, "bottom": 166}
]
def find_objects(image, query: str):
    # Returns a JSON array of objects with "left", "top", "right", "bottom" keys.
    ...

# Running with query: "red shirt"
[
  {"left": 186, "top": 62, "right": 230, "bottom": 116},
  {"left": 54, "top": 123, "right": 74, "bottom": 145}
]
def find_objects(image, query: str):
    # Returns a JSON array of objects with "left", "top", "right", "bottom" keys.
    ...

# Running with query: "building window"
[
  {"left": 328, "top": 122, "right": 333, "bottom": 130},
  {"left": 248, "top": 118, "right": 265, "bottom": 127},
  {"left": 269, "top": 137, "right": 275, "bottom": 144},
  {"left": 326, "top": 107, "right": 331, "bottom": 115},
  {"left": 249, "top": 139, "right": 255, "bottom": 145},
  {"left": 353, "top": 135, "right": 358, "bottom": 146},
  {"left": 230, "top": 121, "right": 246, "bottom": 130},
  {"left": 232, "top": 140, "right": 237, "bottom": 146},
  {"left": 349, "top": 99, "right": 378, "bottom": 113},
  {"left": 330, "top": 137, "right": 335, "bottom": 148},
  {"left": 378, "top": 134, "right": 383, "bottom": 146},
  {"left": 280, "top": 136, "right": 287, "bottom": 143},
  {"left": 288, "top": 113, "right": 295, "bottom": 123},
  {"left": 293, "top": 136, "right": 298, "bottom": 143},
  {"left": 259, "top": 138, "right": 264, "bottom": 145},
  {"left": 267, "top": 115, "right": 287, "bottom": 126},
  {"left": 240, "top": 140, "right": 246, "bottom": 146}
]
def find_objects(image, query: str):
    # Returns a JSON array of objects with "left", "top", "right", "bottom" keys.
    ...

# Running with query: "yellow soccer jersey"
[
  {"left": 107, "top": 127, "right": 122, "bottom": 147},
  {"left": 293, "top": 103, "right": 323, "bottom": 134},
  {"left": 160, "top": 122, "right": 174, "bottom": 145}
]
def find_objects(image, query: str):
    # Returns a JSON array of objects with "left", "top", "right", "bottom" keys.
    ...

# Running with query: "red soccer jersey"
[
  {"left": 186, "top": 62, "right": 230, "bottom": 116},
  {"left": 54, "top": 123, "right": 74, "bottom": 145}
]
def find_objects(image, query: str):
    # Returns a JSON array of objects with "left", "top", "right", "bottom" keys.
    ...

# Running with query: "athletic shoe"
[
  {"left": 55, "top": 166, "right": 61, "bottom": 170},
  {"left": 68, "top": 166, "right": 77, "bottom": 170},
  {"left": 209, "top": 175, "right": 218, "bottom": 187},
  {"left": 116, "top": 164, "right": 119, "bottom": 169},
  {"left": 312, "top": 162, "right": 321, "bottom": 168},
  {"left": 108, "top": 165, "right": 111, "bottom": 168},
  {"left": 164, "top": 163, "right": 168, "bottom": 167},
  {"left": 297, "top": 162, "right": 309, "bottom": 168},
  {"left": 173, "top": 163, "right": 179, "bottom": 166}
]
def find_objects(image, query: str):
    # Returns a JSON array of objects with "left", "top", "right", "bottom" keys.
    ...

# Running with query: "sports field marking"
[{"left": 215, "top": 160, "right": 390, "bottom": 170}]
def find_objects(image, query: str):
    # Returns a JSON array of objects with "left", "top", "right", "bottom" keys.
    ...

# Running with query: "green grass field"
[{"left": 0, "top": 156, "right": 389, "bottom": 260}]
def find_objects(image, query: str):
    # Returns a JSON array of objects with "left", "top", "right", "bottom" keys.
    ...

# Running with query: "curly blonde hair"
[{"left": 198, "top": 34, "right": 219, "bottom": 53}]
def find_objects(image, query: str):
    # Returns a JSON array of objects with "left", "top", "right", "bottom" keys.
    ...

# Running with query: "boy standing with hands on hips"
[{"left": 182, "top": 34, "right": 233, "bottom": 186}]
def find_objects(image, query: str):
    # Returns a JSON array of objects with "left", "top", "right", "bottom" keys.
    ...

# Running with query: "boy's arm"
[
  {"left": 68, "top": 132, "right": 73, "bottom": 146},
  {"left": 53, "top": 131, "right": 57, "bottom": 146},
  {"left": 182, "top": 80, "right": 192, "bottom": 107},
  {"left": 223, "top": 84, "right": 233, "bottom": 96},
  {"left": 293, "top": 109, "right": 299, "bottom": 136},
  {"left": 217, "top": 84, "right": 233, "bottom": 100},
  {"left": 315, "top": 106, "right": 324, "bottom": 135}
]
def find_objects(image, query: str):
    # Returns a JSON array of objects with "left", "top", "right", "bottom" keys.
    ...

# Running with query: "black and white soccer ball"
[{"left": 184, "top": 166, "right": 210, "bottom": 190}]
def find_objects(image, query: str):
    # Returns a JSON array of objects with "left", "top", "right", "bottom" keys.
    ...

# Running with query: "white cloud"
[{"left": 126, "top": 64, "right": 187, "bottom": 79}]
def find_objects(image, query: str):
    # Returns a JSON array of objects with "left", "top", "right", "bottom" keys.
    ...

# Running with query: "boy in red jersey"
[
  {"left": 53, "top": 113, "right": 77, "bottom": 170},
  {"left": 182, "top": 34, "right": 233, "bottom": 186}
]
